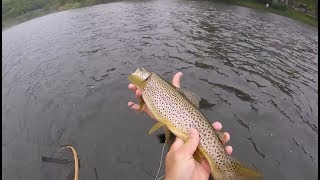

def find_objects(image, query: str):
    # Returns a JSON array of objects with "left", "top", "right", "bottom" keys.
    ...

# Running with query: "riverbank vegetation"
[
  {"left": 223, "top": 0, "right": 318, "bottom": 26},
  {"left": 2, "top": 0, "right": 115, "bottom": 29},
  {"left": 2, "top": 0, "right": 318, "bottom": 30}
]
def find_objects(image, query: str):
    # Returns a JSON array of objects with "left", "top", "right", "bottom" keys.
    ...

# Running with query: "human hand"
[{"left": 165, "top": 123, "right": 232, "bottom": 180}]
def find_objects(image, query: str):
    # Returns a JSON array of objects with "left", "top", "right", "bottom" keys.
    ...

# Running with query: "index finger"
[{"left": 128, "top": 84, "right": 137, "bottom": 92}]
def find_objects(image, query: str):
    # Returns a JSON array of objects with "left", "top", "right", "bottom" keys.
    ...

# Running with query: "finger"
[
  {"left": 128, "top": 102, "right": 141, "bottom": 111},
  {"left": 128, "top": 84, "right": 137, "bottom": 92},
  {"left": 180, "top": 128, "right": 200, "bottom": 156},
  {"left": 129, "top": 84, "right": 143, "bottom": 101},
  {"left": 196, "top": 160, "right": 211, "bottom": 179},
  {"left": 170, "top": 137, "right": 184, "bottom": 152},
  {"left": 172, "top": 72, "right": 183, "bottom": 88},
  {"left": 200, "top": 158, "right": 211, "bottom": 174},
  {"left": 135, "top": 89, "right": 142, "bottom": 100},
  {"left": 212, "top": 122, "right": 222, "bottom": 131},
  {"left": 223, "top": 132, "right": 230, "bottom": 144},
  {"left": 225, "top": 146, "right": 233, "bottom": 155},
  {"left": 212, "top": 122, "right": 230, "bottom": 144}
]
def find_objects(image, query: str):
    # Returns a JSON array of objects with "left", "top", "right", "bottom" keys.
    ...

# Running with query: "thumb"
[{"left": 180, "top": 128, "right": 200, "bottom": 156}]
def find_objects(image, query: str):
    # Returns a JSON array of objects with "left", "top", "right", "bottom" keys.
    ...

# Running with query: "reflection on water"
[{"left": 2, "top": 0, "right": 318, "bottom": 180}]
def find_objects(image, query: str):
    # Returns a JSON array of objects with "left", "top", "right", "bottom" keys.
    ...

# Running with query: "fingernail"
[{"left": 225, "top": 146, "right": 233, "bottom": 154}]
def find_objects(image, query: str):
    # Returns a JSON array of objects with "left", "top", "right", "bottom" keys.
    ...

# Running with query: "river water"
[{"left": 2, "top": 0, "right": 318, "bottom": 179}]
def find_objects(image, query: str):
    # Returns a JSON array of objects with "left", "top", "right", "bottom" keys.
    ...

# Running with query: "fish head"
[{"left": 128, "top": 67, "right": 151, "bottom": 89}]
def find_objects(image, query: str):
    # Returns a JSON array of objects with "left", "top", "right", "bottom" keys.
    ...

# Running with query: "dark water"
[{"left": 2, "top": 0, "right": 318, "bottom": 179}]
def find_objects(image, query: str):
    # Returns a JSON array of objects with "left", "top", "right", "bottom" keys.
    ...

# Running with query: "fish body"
[{"left": 128, "top": 68, "right": 262, "bottom": 180}]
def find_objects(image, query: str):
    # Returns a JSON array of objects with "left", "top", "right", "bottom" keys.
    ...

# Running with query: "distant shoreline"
[
  {"left": 222, "top": 0, "right": 318, "bottom": 27},
  {"left": 2, "top": 9, "right": 58, "bottom": 31},
  {"left": 2, "top": 1, "right": 85, "bottom": 31},
  {"left": 2, "top": 0, "right": 318, "bottom": 31}
]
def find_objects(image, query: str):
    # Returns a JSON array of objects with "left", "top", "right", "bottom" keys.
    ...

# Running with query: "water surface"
[{"left": 2, "top": 0, "right": 318, "bottom": 179}]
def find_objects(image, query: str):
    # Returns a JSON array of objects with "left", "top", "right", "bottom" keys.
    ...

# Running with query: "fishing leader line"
[{"left": 154, "top": 142, "right": 166, "bottom": 180}]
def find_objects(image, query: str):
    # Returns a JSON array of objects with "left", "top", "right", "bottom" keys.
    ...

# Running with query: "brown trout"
[{"left": 128, "top": 67, "right": 262, "bottom": 180}]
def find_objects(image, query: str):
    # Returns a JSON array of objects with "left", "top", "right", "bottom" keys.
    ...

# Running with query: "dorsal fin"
[{"left": 176, "top": 87, "right": 201, "bottom": 108}]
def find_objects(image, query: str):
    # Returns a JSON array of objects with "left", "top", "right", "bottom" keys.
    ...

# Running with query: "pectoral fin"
[
  {"left": 149, "top": 122, "right": 165, "bottom": 135},
  {"left": 138, "top": 101, "right": 145, "bottom": 112},
  {"left": 193, "top": 148, "right": 204, "bottom": 163},
  {"left": 176, "top": 87, "right": 201, "bottom": 108}
]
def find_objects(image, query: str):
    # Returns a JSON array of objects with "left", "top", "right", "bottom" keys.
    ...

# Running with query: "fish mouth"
[
  {"left": 132, "top": 67, "right": 147, "bottom": 76},
  {"left": 132, "top": 68, "right": 142, "bottom": 76},
  {"left": 128, "top": 68, "right": 150, "bottom": 89},
  {"left": 128, "top": 74, "right": 138, "bottom": 84},
  {"left": 128, "top": 74, "right": 147, "bottom": 89},
  {"left": 131, "top": 67, "right": 151, "bottom": 80}
]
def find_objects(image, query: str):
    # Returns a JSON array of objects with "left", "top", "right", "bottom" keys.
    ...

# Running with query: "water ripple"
[{"left": 2, "top": 1, "right": 318, "bottom": 180}]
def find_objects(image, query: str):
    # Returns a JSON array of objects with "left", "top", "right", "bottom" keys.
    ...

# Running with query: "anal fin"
[
  {"left": 231, "top": 159, "right": 263, "bottom": 179},
  {"left": 149, "top": 122, "right": 165, "bottom": 134}
]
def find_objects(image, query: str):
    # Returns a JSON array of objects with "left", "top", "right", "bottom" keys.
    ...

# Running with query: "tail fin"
[{"left": 231, "top": 159, "right": 263, "bottom": 179}]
